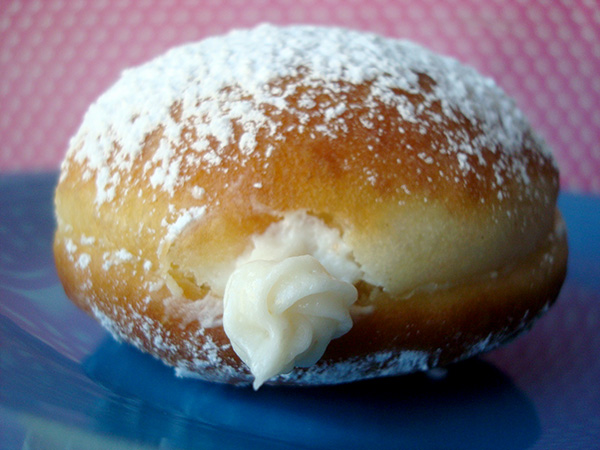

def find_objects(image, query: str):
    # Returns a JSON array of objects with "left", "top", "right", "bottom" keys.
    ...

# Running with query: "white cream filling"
[{"left": 222, "top": 211, "right": 362, "bottom": 389}]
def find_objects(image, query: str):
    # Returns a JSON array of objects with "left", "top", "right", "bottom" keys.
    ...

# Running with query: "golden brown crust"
[{"left": 53, "top": 25, "right": 566, "bottom": 386}]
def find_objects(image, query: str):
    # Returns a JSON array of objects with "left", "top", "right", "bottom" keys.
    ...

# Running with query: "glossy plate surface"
[{"left": 1, "top": 173, "right": 599, "bottom": 450}]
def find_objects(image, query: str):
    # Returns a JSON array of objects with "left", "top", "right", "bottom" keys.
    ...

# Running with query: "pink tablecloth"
[{"left": 1, "top": 0, "right": 599, "bottom": 193}]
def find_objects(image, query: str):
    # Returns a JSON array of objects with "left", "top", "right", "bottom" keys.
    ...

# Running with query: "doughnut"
[{"left": 53, "top": 24, "right": 567, "bottom": 389}]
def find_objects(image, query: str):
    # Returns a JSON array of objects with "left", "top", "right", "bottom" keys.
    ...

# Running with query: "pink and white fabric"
[{"left": 1, "top": 0, "right": 599, "bottom": 193}]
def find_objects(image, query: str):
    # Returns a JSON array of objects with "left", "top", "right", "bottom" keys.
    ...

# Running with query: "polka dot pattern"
[{"left": 1, "top": 0, "right": 599, "bottom": 192}]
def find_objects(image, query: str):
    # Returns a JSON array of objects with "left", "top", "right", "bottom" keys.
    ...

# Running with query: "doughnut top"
[
  {"left": 58, "top": 24, "right": 559, "bottom": 297},
  {"left": 63, "top": 24, "right": 552, "bottom": 206}
]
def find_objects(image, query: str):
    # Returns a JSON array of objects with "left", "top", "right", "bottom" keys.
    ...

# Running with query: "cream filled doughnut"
[{"left": 54, "top": 24, "right": 567, "bottom": 388}]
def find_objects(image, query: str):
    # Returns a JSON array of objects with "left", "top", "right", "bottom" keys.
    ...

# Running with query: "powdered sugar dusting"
[
  {"left": 63, "top": 24, "right": 552, "bottom": 207},
  {"left": 162, "top": 205, "right": 207, "bottom": 244},
  {"left": 274, "top": 349, "right": 431, "bottom": 386},
  {"left": 76, "top": 253, "right": 91, "bottom": 270},
  {"left": 102, "top": 248, "right": 134, "bottom": 271},
  {"left": 173, "top": 346, "right": 433, "bottom": 387}
]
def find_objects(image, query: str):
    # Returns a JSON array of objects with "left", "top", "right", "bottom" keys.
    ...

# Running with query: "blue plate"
[{"left": 1, "top": 173, "right": 599, "bottom": 449}]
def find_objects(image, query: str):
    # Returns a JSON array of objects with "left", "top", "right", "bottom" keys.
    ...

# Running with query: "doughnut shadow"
[{"left": 83, "top": 337, "right": 540, "bottom": 450}]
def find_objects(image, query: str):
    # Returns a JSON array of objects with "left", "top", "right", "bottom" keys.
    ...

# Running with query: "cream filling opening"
[{"left": 222, "top": 211, "right": 362, "bottom": 389}]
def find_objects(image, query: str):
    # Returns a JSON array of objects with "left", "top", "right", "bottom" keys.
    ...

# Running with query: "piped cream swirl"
[
  {"left": 224, "top": 255, "right": 357, "bottom": 389},
  {"left": 222, "top": 211, "right": 362, "bottom": 389}
]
